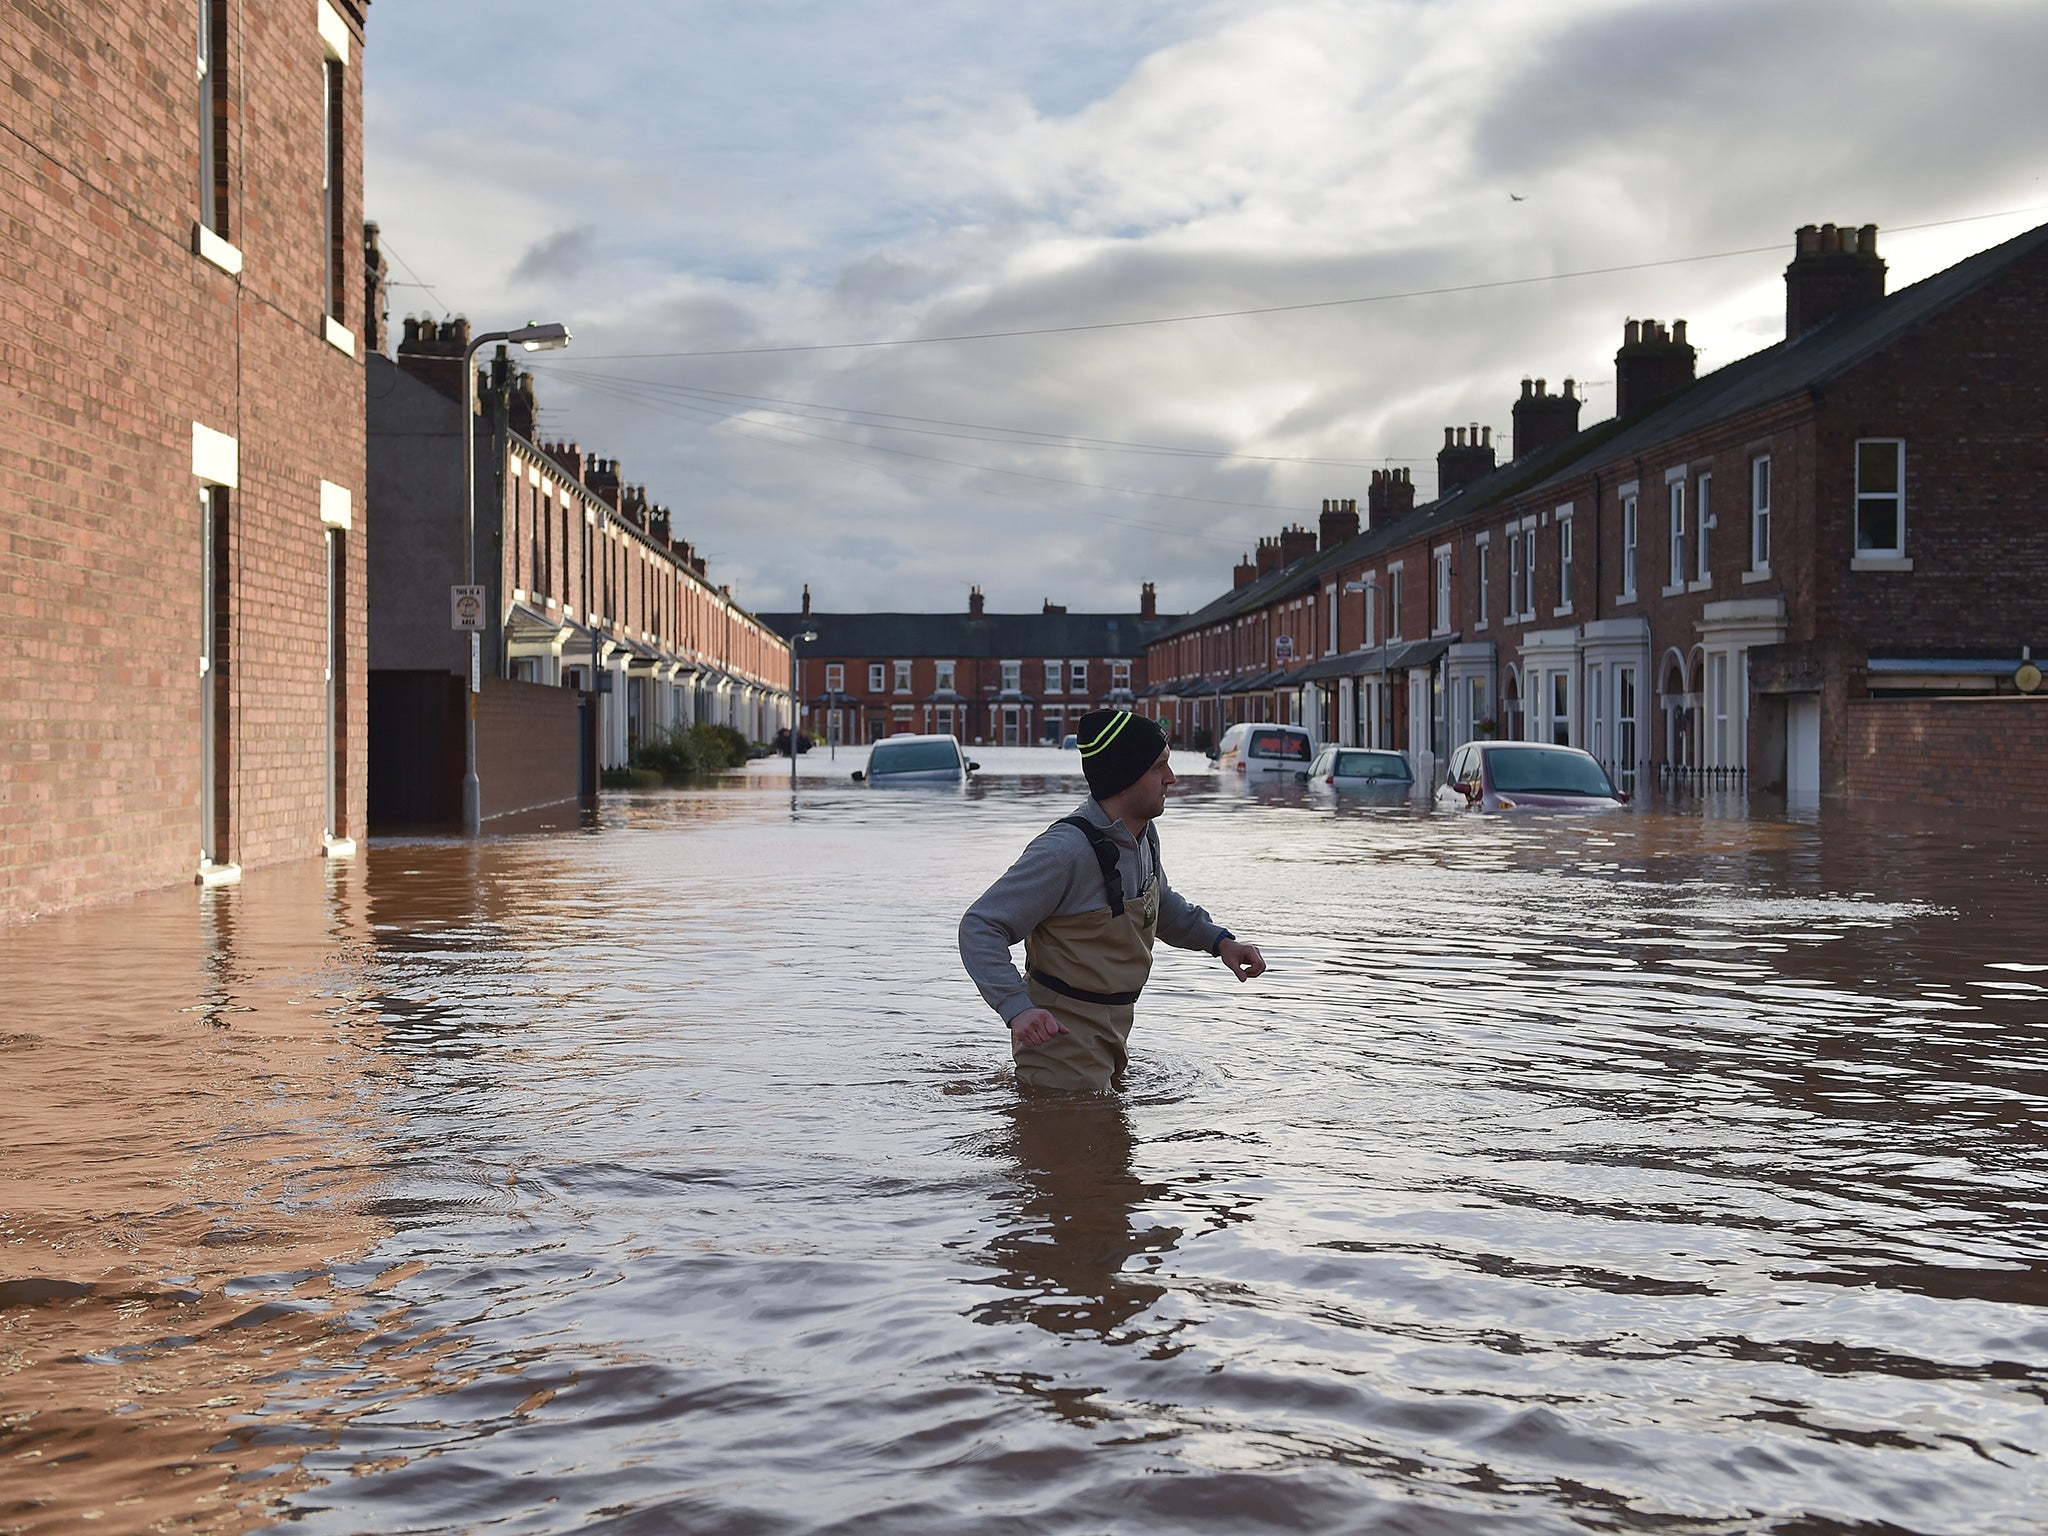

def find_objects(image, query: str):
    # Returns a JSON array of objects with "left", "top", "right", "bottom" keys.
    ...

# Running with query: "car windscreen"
[
  {"left": 868, "top": 740, "right": 959, "bottom": 774},
  {"left": 1248, "top": 730, "right": 1311, "bottom": 760},
  {"left": 1485, "top": 746, "right": 1615, "bottom": 796},
  {"left": 1333, "top": 751, "right": 1411, "bottom": 781}
]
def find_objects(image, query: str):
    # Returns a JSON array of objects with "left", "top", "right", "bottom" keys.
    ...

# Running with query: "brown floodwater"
[{"left": 4, "top": 751, "right": 2047, "bottom": 1535}]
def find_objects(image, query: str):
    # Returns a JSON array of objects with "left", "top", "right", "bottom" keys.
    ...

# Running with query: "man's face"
[{"left": 1127, "top": 747, "right": 1175, "bottom": 819}]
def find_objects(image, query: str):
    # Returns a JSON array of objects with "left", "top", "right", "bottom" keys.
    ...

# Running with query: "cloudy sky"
[{"left": 365, "top": 0, "right": 2047, "bottom": 618}]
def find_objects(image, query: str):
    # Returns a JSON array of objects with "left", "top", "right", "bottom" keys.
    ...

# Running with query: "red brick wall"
[
  {"left": 476, "top": 677, "right": 582, "bottom": 820},
  {"left": 1843, "top": 697, "right": 2048, "bottom": 812},
  {"left": 1, "top": 0, "right": 368, "bottom": 924}
]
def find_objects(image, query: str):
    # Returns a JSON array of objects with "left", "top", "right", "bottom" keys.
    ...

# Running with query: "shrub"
[
  {"left": 630, "top": 722, "right": 752, "bottom": 779},
  {"left": 602, "top": 765, "right": 663, "bottom": 789}
]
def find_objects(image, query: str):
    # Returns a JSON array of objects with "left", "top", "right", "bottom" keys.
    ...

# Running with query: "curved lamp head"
[
  {"left": 798, "top": 630, "right": 819, "bottom": 644},
  {"left": 512, "top": 321, "right": 572, "bottom": 352}
]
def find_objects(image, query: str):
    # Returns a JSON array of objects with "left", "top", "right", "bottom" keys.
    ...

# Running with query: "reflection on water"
[{"left": 4, "top": 763, "right": 2048, "bottom": 1534}]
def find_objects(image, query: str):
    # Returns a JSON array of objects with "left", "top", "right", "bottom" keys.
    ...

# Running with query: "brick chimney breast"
[
  {"left": 969, "top": 584, "right": 985, "bottom": 617},
  {"left": 1234, "top": 553, "right": 1258, "bottom": 589},
  {"left": 1141, "top": 581, "right": 1158, "bottom": 620},
  {"left": 1320, "top": 497, "right": 1360, "bottom": 551},
  {"left": 1255, "top": 536, "right": 1284, "bottom": 577},
  {"left": 1511, "top": 374, "right": 1583, "bottom": 459},
  {"left": 1615, "top": 316, "right": 1698, "bottom": 418},
  {"left": 1785, "top": 222, "right": 1886, "bottom": 340},
  {"left": 1280, "top": 523, "right": 1317, "bottom": 566},
  {"left": 1437, "top": 423, "right": 1498, "bottom": 495}
]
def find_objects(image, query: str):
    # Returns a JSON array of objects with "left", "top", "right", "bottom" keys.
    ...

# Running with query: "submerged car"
[
  {"left": 852, "top": 734, "right": 979, "bottom": 784},
  {"left": 1299, "top": 746, "right": 1416, "bottom": 801},
  {"left": 1437, "top": 741, "right": 1627, "bottom": 812},
  {"left": 1213, "top": 722, "right": 1314, "bottom": 778}
]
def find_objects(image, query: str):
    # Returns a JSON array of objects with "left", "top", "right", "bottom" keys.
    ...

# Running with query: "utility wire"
[
  {"left": 555, "top": 203, "right": 2048, "bottom": 361},
  {"left": 529, "top": 366, "right": 1422, "bottom": 468},
  {"left": 548, "top": 370, "right": 1268, "bottom": 539}
]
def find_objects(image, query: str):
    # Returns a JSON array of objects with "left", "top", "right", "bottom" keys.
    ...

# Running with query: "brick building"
[
  {"left": 3, "top": 0, "right": 371, "bottom": 922},
  {"left": 762, "top": 585, "right": 1173, "bottom": 746},
  {"left": 367, "top": 314, "right": 790, "bottom": 822},
  {"left": 1147, "top": 221, "right": 2048, "bottom": 799}
]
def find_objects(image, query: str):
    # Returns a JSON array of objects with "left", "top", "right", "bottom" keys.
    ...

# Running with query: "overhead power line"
[{"left": 555, "top": 203, "right": 2048, "bottom": 362}]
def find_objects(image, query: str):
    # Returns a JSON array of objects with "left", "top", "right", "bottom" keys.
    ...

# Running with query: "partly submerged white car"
[{"left": 852, "top": 734, "right": 979, "bottom": 785}]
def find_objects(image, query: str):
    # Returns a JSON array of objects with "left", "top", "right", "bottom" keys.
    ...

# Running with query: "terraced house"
[
  {"left": 367, "top": 314, "right": 791, "bottom": 824},
  {"left": 1146, "top": 222, "right": 2048, "bottom": 807},
  {"left": 4, "top": 0, "right": 372, "bottom": 921},
  {"left": 764, "top": 584, "right": 1172, "bottom": 747}
]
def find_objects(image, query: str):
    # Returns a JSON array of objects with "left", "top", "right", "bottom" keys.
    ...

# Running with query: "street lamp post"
[
  {"left": 461, "top": 321, "right": 570, "bottom": 835},
  {"left": 789, "top": 629, "right": 818, "bottom": 793}
]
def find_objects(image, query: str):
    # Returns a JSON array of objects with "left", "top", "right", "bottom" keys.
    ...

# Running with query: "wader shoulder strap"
[{"left": 1056, "top": 815, "right": 1124, "bottom": 917}]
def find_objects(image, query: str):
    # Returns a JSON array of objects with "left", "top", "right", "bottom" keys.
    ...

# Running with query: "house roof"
[
  {"left": 1150, "top": 219, "right": 2048, "bottom": 658},
  {"left": 760, "top": 610, "right": 1173, "bottom": 658}
]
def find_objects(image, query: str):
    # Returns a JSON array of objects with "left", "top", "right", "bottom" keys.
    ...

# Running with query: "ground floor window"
[
  {"left": 1616, "top": 665, "right": 1638, "bottom": 794},
  {"left": 1549, "top": 670, "right": 1571, "bottom": 746}
]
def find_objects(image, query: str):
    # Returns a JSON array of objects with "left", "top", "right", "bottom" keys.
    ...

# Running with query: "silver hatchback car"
[
  {"left": 1299, "top": 745, "right": 1416, "bottom": 803},
  {"left": 852, "top": 734, "right": 978, "bottom": 784},
  {"left": 1437, "top": 741, "right": 1627, "bottom": 812}
]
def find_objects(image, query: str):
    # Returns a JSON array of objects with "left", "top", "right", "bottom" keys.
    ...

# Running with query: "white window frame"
[
  {"left": 1554, "top": 506, "right": 1574, "bottom": 616},
  {"left": 1432, "top": 545, "right": 1452, "bottom": 637},
  {"left": 825, "top": 663, "right": 845, "bottom": 692},
  {"left": 1853, "top": 438, "right": 1910, "bottom": 568},
  {"left": 1619, "top": 485, "right": 1639, "bottom": 602},
  {"left": 1044, "top": 659, "right": 1063, "bottom": 694},
  {"left": 868, "top": 663, "right": 885, "bottom": 693},
  {"left": 1387, "top": 562, "right": 1405, "bottom": 641},
  {"left": 1070, "top": 660, "right": 1088, "bottom": 695},
  {"left": 893, "top": 659, "right": 912, "bottom": 694},
  {"left": 1665, "top": 469, "right": 1687, "bottom": 595},
  {"left": 1506, "top": 534, "right": 1521, "bottom": 626},
  {"left": 1112, "top": 659, "right": 1131, "bottom": 689},
  {"left": 1747, "top": 454, "right": 1772, "bottom": 579},
  {"left": 1691, "top": 471, "right": 1713, "bottom": 590},
  {"left": 1001, "top": 660, "right": 1021, "bottom": 693},
  {"left": 1521, "top": 523, "right": 1538, "bottom": 621},
  {"left": 1473, "top": 533, "right": 1490, "bottom": 631},
  {"left": 1325, "top": 583, "right": 1338, "bottom": 656},
  {"left": 934, "top": 660, "right": 956, "bottom": 693}
]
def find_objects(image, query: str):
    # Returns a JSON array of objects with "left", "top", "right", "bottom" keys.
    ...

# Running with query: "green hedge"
[{"left": 630, "top": 722, "right": 754, "bottom": 780}]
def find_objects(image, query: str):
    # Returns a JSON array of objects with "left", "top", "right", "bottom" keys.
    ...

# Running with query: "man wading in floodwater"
[{"left": 960, "top": 709, "right": 1267, "bottom": 1091}]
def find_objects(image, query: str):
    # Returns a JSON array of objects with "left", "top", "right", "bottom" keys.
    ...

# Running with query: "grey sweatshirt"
[{"left": 958, "top": 797, "right": 1228, "bottom": 1023}]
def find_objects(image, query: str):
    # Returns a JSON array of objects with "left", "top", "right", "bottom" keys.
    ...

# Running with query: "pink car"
[{"left": 1438, "top": 741, "right": 1629, "bottom": 812}]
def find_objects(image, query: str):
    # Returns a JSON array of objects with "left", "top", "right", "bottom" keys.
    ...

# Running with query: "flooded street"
[{"left": 5, "top": 752, "right": 2048, "bottom": 1535}]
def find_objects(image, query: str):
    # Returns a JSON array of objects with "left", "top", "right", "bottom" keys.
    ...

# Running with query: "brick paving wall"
[
  {"left": 1843, "top": 698, "right": 2048, "bottom": 813},
  {"left": 476, "top": 677, "right": 582, "bottom": 820},
  {"left": 1, "top": 0, "right": 367, "bottom": 924}
]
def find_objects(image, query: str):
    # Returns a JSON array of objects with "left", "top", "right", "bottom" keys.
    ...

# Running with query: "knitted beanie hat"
[{"left": 1077, "top": 709, "right": 1168, "bottom": 801}]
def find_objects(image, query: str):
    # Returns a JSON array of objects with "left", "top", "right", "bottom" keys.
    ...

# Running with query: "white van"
[{"left": 1213, "top": 722, "right": 1314, "bottom": 778}]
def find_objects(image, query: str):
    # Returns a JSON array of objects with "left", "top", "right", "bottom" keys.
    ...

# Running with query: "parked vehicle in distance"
[
  {"left": 1212, "top": 722, "right": 1314, "bottom": 778},
  {"left": 1061, "top": 734, "right": 1078, "bottom": 750},
  {"left": 853, "top": 734, "right": 979, "bottom": 784},
  {"left": 1437, "top": 741, "right": 1628, "bottom": 812},
  {"left": 1298, "top": 746, "right": 1415, "bottom": 801}
]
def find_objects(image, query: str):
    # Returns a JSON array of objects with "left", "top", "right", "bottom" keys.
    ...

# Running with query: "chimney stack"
[
  {"left": 394, "top": 314, "right": 473, "bottom": 403},
  {"left": 1140, "top": 581, "right": 1157, "bottom": 620},
  {"left": 1279, "top": 523, "right": 1317, "bottom": 567},
  {"left": 1615, "top": 317, "right": 1697, "bottom": 418},
  {"left": 543, "top": 440, "right": 587, "bottom": 484},
  {"left": 968, "top": 584, "right": 985, "bottom": 617},
  {"left": 1785, "top": 222, "right": 1886, "bottom": 340},
  {"left": 1365, "top": 467, "right": 1414, "bottom": 527},
  {"left": 801, "top": 583, "right": 812, "bottom": 617},
  {"left": 1512, "top": 376, "right": 1582, "bottom": 459},
  {"left": 1437, "top": 423, "right": 1497, "bottom": 495},
  {"left": 1234, "top": 552, "right": 1259, "bottom": 589},
  {"left": 1042, "top": 598, "right": 1066, "bottom": 614},
  {"left": 1254, "top": 536, "right": 1284, "bottom": 577},
  {"left": 1319, "top": 497, "right": 1361, "bottom": 551},
  {"left": 361, "top": 222, "right": 388, "bottom": 355},
  {"left": 507, "top": 371, "right": 537, "bottom": 440},
  {"left": 586, "top": 457, "right": 623, "bottom": 510}
]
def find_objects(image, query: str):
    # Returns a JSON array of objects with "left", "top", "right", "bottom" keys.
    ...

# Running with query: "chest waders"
[{"left": 1017, "top": 816, "right": 1161, "bottom": 1091}]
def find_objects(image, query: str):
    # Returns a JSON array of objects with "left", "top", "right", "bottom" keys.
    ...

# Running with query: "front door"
[
  {"left": 1002, "top": 706, "right": 1020, "bottom": 745},
  {"left": 1787, "top": 695, "right": 1820, "bottom": 798}
]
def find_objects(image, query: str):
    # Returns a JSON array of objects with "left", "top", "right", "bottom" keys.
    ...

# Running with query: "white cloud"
[{"left": 366, "top": 0, "right": 2048, "bottom": 617}]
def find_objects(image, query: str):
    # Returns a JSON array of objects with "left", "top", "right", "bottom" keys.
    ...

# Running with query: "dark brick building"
[
  {"left": 762, "top": 584, "right": 1173, "bottom": 746},
  {"left": 1148, "top": 221, "right": 2048, "bottom": 801},
  {"left": 3, "top": 0, "right": 371, "bottom": 921}
]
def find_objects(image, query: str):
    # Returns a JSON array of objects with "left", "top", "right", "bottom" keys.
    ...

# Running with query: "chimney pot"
[
  {"left": 1443, "top": 426, "right": 1455, "bottom": 448},
  {"left": 1534, "top": 378, "right": 1545, "bottom": 396},
  {"left": 1521, "top": 377, "right": 1534, "bottom": 398},
  {"left": 1563, "top": 378, "right": 1576, "bottom": 399}
]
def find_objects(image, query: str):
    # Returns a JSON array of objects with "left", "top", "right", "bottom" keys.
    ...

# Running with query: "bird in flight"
[{"left": 1509, "top": 193, "right": 1526, "bottom": 202}]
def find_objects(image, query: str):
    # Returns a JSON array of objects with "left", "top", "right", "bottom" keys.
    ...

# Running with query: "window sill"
[
  {"left": 324, "top": 316, "right": 356, "bottom": 356},
  {"left": 1552, "top": 605, "right": 1573, "bottom": 618},
  {"left": 1741, "top": 567, "right": 1772, "bottom": 584},
  {"left": 1852, "top": 554, "right": 1913, "bottom": 572},
  {"left": 193, "top": 222, "right": 243, "bottom": 275},
  {"left": 1615, "top": 592, "right": 1636, "bottom": 606},
  {"left": 322, "top": 836, "right": 357, "bottom": 860},
  {"left": 1661, "top": 583, "right": 1686, "bottom": 598},
  {"left": 1687, "top": 578, "right": 1712, "bottom": 593},
  {"left": 196, "top": 860, "right": 242, "bottom": 888},
  {"left": 1475, "top": 620, "right": 1488, "bottom": 631}
]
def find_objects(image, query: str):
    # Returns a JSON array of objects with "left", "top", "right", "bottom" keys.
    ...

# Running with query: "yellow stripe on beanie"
[{"left": 1078, "top": 711, "right": 1132, "bottom": 757}]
